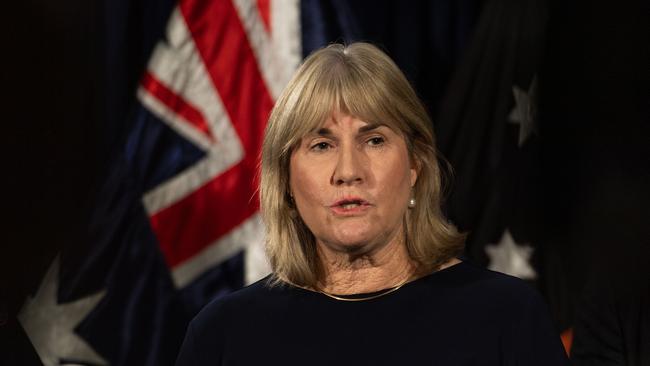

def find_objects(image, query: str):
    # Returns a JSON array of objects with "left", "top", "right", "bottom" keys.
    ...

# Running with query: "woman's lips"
[{"left": 329, "top": 198, "right": 372, "bottom": 216}]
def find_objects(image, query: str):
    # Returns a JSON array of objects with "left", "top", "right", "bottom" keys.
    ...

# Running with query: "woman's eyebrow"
[
  {"left": 310, "top": 123, "right": 384, "bottom": 136},
  {"left": 314, "top": 127, "right": 334, "bottom": 137},
  {"left": 358, "top": 123, "right": 384, "bottom": 133}
]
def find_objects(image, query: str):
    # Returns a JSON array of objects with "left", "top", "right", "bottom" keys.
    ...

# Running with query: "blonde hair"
[{"left": 260, "top": 42, "right": 465, "bottom": 287}]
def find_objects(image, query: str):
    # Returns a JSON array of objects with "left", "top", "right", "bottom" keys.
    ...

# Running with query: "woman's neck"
[{"left": 315, "top": 236, "right": 418, "bottom": 295}]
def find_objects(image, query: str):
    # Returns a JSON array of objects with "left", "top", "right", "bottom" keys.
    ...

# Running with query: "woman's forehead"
[{"left": 306, "top": 111, "right": 402, "bottom": 134}]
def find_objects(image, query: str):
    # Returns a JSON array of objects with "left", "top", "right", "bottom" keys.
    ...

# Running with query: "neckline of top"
[{"left": 284, "top": 259, "right": 466, "bottom": 301}]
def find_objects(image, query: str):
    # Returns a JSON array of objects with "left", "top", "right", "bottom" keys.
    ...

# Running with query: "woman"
[{"left": 176, "top": 43, "right": 568, "bottom": 365}]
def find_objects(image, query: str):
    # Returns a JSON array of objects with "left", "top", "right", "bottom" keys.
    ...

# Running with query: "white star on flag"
[
  {"left": 508, "top": 75, "right": 538, "bottom": 147},
  {"left": 18, "top": 256, "right": 107, "bottom": 366},
  {"left": 485, "top": 229, "right": 537, "bottom": 280}
]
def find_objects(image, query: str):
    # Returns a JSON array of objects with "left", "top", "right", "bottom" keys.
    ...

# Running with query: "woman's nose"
[{"left": 332, "top": 144, "right": 364, "bottom": 186}]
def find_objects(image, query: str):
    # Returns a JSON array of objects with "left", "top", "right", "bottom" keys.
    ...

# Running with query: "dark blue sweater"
[{"left": 176, "top": 261, "right": 569, "bottom": 365}]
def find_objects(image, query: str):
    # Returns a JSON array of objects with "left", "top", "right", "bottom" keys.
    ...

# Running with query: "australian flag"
[{"left": 17, "top": 0, "right": 300, "bottom": 365}]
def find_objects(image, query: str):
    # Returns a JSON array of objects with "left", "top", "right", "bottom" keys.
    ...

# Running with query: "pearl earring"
[{"left": 408, "top": 197, "right": 416, "bottom": 208}]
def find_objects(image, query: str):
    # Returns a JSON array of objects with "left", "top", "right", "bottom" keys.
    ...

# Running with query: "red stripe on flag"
[
  {"left": 141, "top": 71, "right": 214, "bottom": 141},
  {"left": 560, "top": 327, "right": 573, "bottom": 356},
  {"left": 257, "top": 0, "right": 271, "bottom": 33},
  {"left": 150, "top": 0, "right": 274, "bottom": 268}
]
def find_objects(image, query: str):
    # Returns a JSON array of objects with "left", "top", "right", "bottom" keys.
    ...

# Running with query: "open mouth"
[
  {"left": 340, "top": 200, "right": 363, "bottom": 209},
  {"left": 332, "top": 198, "right": 370, "bottom": 209}
]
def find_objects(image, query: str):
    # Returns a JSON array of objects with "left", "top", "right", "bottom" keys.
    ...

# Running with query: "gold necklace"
[{"left": 318, "top": 277, "right": 411, "bottom": 302}]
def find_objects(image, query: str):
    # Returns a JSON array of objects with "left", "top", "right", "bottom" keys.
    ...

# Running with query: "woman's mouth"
[
  {"left": 330, "top": 198, "right": 371, "bottom": 215},
  {"left": 340, "top": 202, "right": 362, "bottom": 209}
]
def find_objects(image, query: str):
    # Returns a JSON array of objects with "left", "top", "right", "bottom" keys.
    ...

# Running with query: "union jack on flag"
[
  {"left": 18, "top": 1, "right": 300, "bottom": 365},
  {"left": 139, "top": 0, "right": 300, "bottom": 287}
]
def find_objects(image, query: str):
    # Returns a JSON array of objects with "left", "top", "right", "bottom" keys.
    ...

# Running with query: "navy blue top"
[{"left": 176, "top": 261, "right": 569, "bottom": 365}]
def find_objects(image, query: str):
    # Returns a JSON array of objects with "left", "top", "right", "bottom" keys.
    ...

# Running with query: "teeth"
[{"left": 341, "top": 203, "right": 360, "bottom": 209}]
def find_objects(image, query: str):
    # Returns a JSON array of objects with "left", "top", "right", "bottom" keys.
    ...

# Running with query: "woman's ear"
[
  {"left": 410, "top": 167, "right": 417, "bottom": 187},
  {"left": 409, "top": 156, "right": 420, "bottom": 187}
]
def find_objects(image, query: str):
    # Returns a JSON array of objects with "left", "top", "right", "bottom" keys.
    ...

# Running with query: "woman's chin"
[
  {"left": 336, "top": 241, "right": 370, "bottom": 254},
  {"left": 326, "top": 233, "right": 384, "bottom": 254}
]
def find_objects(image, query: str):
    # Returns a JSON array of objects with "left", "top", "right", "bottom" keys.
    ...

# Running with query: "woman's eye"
[
  {"left": 310, "top": 142, "right": 331, "bottom": 151},
  {"left": 367, "top": 137, "right": 385, "bottom": 146}
]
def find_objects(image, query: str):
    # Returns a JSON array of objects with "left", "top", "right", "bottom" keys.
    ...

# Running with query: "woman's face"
[{"left": 289, "top": 111, "right": 417, "bottom": 255}]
